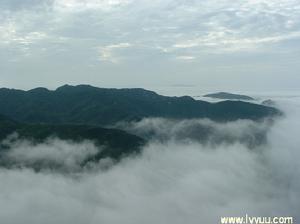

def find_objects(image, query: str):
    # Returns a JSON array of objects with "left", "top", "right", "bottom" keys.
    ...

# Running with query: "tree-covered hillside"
[{"left": 0, "top": 85, "right": 281, "bottom": 126}]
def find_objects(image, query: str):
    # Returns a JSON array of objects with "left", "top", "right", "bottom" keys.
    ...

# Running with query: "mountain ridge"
[{"left": 0, "top": 84, "right": 281, "bottom": 126}]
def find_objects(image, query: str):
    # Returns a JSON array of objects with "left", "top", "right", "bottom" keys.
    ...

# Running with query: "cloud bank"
[
  {"left": 114, "top": 117, "right": 272, "bottom": 148},
  {"left": 1, "top": 136, "right": 100, "bottom": 172},
  {"left": 0, "top": 96, "right": 299, "bottom": 224}
]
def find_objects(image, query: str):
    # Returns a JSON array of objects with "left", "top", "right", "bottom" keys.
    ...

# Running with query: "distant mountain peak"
[
  {"left": 55, "top": 84, "right": 74, "bottom": 91},
  {"left": 28, "top": 87, "right": 50, "bottom": 93},
  {"left": 204, "top": 92, "right": 254, "bottom": 101}
]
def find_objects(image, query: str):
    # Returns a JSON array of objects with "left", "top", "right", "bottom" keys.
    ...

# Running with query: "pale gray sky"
[{"left": 1, "top": 0, "right": 300, "bottom": 90}]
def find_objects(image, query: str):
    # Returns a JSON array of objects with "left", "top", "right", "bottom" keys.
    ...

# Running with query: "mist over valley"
[{"left": 0, "top": 86, "right": 298, "bottom": 224}]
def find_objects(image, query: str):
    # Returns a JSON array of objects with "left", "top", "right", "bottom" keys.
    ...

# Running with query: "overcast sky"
[{"left": 1, "top": 0, "right": 300, "bottom": 90}]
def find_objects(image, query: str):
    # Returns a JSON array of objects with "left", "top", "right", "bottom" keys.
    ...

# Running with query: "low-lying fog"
[{"left": 0, "top": 94, "right": 299, "bottom": 224}]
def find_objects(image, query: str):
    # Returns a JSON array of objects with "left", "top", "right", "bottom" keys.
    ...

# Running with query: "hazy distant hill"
[
  {"left": 0, "top": 85, "right": 280, "bottom": 126},
  {"left": 204, "top": 92, "right": 254, "bottom": 100}
]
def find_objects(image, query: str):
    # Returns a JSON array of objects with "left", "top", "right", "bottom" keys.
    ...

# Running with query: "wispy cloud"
[
  {"left": 173, "top": 30, "right": 300, "bottom": 53},
  {"left": 176, "top": 55, "right": 195, "bottom": 61},
  {"left": 53, "top": 0, "right": 132, "bottom": 12},
  {"left": 98, "top": 42, "right": 132, "bottom": 63},
  {"left": 0, "top": 21, "right": 47, "bottom": 46}
]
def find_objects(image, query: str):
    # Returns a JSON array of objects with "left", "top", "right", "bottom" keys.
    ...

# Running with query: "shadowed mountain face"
[
  {"left": 204, "top": 92, "right": 254, "bottom": 100},
  {"left": 0, "top": 85, "right": 280, "bottom": 126},
  {"left": 0, "top": 116, "right": 145, "bottom": 170}
]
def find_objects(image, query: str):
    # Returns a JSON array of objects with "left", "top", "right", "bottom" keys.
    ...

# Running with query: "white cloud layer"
[
  {"left": 114, "top": 117, "right": 271, "bottom": 148},
  {"left": 4, "top": 137, "right": 99, "bottom": 172},
  {"left": 0, "top": 95, "right": 299, "bottom": 223}
]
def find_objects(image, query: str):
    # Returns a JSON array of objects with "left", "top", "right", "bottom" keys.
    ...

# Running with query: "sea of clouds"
[{"left": 0, "top": 95, "right": 299, "bottom": 224}]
